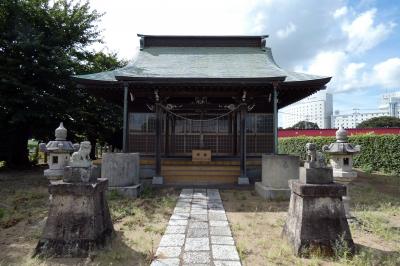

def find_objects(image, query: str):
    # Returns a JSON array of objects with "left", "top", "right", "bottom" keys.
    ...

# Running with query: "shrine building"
[{"left": 73, "top": 35, "right": 331, "bottom": 185}]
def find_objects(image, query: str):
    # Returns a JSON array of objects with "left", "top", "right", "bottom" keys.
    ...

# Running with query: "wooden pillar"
[
  {"left": 122, "top": 83, "right": 129, "bottom": 152},
  {"left": 165, "top": 113, "right": 169, "bottom": 156},
  {"left": 232, "top": 112, "right": 237, "bottom": 156},
  {"left": 273, "top": 83, "right": 279, "bottom": 154},
  {"left": 155, "top": 103, "right": 162, "bottom": 177},
  {"left": 238, "top": 103, "right": 249, "bottom": 184}
]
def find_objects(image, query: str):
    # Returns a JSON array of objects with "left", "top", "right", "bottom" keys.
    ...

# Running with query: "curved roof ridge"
[{"left": 264, "top": 47, "right": 280, "bottom": 68}]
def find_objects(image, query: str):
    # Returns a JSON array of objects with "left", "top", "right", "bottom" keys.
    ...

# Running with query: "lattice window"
[{"left": 203, "top": 135, "right": 217, "bottom": 153}]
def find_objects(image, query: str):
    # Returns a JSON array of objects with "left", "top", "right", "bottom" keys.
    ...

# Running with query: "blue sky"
[{"left": 89, "top": 0, "right": 400, "bottom": 114}]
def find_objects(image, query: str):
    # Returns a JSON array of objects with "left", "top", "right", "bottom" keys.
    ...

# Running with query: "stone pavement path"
[{"left": 151, "top": 188, "right": 241, "bottom": 266}]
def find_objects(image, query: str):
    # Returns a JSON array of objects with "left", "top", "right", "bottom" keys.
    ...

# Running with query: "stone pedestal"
[
  {"left": 63, "top": 165, "right": 95, "bottom": 183},
  {"left": 334, "top": 176, "right": 356, "bottom": 219},
  {"left": 255, "top": 154, "right": 299, "bottom": 200},
  {"left": 283, "top": 176, "right": 354, "bottom": 256},
  {"left": 34, "top": 179, "right": 114, "bottom": 257},
  {"left": 101, "top": 153, "right": 141, "bottom": 197}
]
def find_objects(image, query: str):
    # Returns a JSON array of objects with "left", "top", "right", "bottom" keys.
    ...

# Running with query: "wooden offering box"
[{"left": 192, "top": 149, "right": 212, "bottom": 162}]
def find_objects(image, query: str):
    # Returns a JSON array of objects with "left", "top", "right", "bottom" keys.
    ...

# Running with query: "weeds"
[
  {"left": 145, "top": 238, "right": 156, "bottom": 264},
  {"left": 355, "top": 211, "right": 400, "bottom": 241},
  {"left": 236, "top": 242, "right": 251, "bottom": 261},
  {"left": 333, "top": 234, "right": 353, "bottom": 261}
]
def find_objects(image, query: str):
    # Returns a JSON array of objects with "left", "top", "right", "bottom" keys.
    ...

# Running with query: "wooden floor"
[{"left": 141, "top": 157, "right": 261, "bottom": 185}]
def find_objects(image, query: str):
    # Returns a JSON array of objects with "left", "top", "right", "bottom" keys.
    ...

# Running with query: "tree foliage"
[
  {"left": 0, "top": 0, "right": 125, "bottom": 167},
  {"left": 356, "top": 116, "right": 400, "bottom": 129},
  {"left": 287, "top": 121, "right": 320, "bottom": 129}
]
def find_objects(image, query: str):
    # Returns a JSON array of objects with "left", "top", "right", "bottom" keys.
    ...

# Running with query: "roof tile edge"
[{"left": 137, "top": 34, "right": 269, "bottom": 49}]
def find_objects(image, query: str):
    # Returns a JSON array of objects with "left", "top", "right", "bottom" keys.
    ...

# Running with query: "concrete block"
[
  {"left": 152, "top": 176, "right": 164, "bottom": 185},
  {"left": 238, "top": 176, "right": 250, "bottom": 185},
  {"left": 184, "top": 237, "right": 210, "bottom": 251},
  {"left": 333, "top": 170, "right": 357, "bottom": 178},
  {"left": 212, "top": 245, "right": 240, "bottom": 260},
  {"left": 211, "top": 236, "right": 235, "bottom": 245},
  {"left": 210, "top": 226, "right": 231, "bottom": 236},
  {"left": 108, "top": 184, "right": 141, "bottom": 198},
  {"left": 255, "top": 182, "right": 291, "bottom": 200},
  {"left": 165, "top": 225, "right": 187, "bottom": 234},
  {"left": 159, "top": 234, "right": 185, "bottom": 247},
  {"left": 289, "top": 179, "right": 346, "bottom": 198},
  {"left": 187, "top": 228, "right": 209, "bottom": 237},
  {"left": 299, "top": 167, "right": 333, "bottom": 184},
  {"left": 183, "top": 252, "right": 210, "bottom": 264},
  {"left": 261, "top": 154, "right": 299, "bottom": 188},
  {"left": 151, "top": 258, "right": 180, "bottom": 266},
  {"left": 101, "top": 153, "right": 139, "bottom": 186},
  {"left": 155, "top": 247, "right": 182, "bottom": 258}
]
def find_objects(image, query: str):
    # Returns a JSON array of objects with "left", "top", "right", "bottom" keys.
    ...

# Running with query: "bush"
[{"left": 279, "top": 134, "right": 400, "bottom": 175}]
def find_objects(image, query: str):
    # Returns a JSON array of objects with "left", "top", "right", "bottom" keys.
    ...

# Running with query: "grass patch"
[
  {"left": 355, "top": 211, "right": 400, "bottom": 242},
  {"left": 0, "top": 168, "right": 179, "bottom": 265},
  {"left": 223, "top": 170, "right": 400, "bottom": 266}
]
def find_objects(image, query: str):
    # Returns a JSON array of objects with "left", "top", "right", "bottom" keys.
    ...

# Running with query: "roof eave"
[
  {"left": 137, "top": 34, "right": 269, "bottom": 38},
  {"left": 283, "top": 76, "right": 332, "bottom": 86},
  {"left": 114, "top": 76, "right": 286, "bottom": 84}
]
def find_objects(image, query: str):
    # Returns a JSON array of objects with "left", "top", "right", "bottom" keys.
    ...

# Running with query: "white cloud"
[
  {"left": 245, "top": 0, "right": 348, "bottom": 68},
  {"left": 305, "top": 51, "right": 347, "bottom": 77},
  {"left": 86, "top": 0, "right": 399, "bottom": 95},
  {"left": 372, "top": 57, "right": 400, "bottom": 89},
  {"left": 342, "top": 9, "right": 395, "bottom": 54},
  {"left": 89, "top": 0, "right": 257, "bottom": 59},
  {"left": 333, "top": 6, "right": 348, "bottom": 19},
  {"left": 345, "top": 62, "right": 366, "bottom": 79},
  {"left": 276, "top": 22, "right": 297, "bottom": 39}
]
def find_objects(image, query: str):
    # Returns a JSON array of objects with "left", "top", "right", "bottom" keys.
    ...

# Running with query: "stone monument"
[
  {"left": 34, "top": 140, "right": 114, "bottom": 258},
  {"left": 323, "top": 126, "right": 361, "bottom": 218},
  {"left": 255, "top": 154, "right": 299, "bottom": 200},
  {"left": 282, "top": 143, "right": 354, "bottom": 256},
  {"left": 39, "top": 122, "right": 75, "bottom": 181},
  {"left": 101, "top": 152, "right": 141, "bottom": 198}
]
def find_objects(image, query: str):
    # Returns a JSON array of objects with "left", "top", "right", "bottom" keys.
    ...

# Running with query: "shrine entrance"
[{"left": 168, "top": 112, "right": 235, "bottom": 156}]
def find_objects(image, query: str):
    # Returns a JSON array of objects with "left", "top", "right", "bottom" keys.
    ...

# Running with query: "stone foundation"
[
  {"left": 282, "top": 180, "right": 354, "bottom": 256},
  {"left": 109, "top": 184, "right": 141, "bottom": 198},
  {"left": 34, "top": 179, "right": 114, "bottom": 257},
  {"left": 255, "top": 182, "right": 290, "bottom": 200},
  {"left": 101, "top": 153, "right": 141, "bottom": 197}
]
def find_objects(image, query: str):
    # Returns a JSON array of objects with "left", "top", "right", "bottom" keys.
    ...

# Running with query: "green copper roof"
[{"left": 73, "top": 45, "right": 329, "bottom": 84}]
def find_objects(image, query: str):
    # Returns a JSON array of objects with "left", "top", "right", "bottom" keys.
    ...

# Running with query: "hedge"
[{"left": 278, "top": 134, "right": 400, "bottom": 175}]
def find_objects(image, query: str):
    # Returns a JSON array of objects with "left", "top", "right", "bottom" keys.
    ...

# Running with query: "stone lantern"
[
  {"left": 323, "top": 126, "right": 361, "bottom": 219},
  {"left": 35, "top": 139, "right": 114, "bottom": 258},
  {"left": 39, "top": 122, "right": 75, "bottom": 181}
]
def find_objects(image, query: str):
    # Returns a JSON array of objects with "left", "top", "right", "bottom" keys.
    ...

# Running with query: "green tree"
[
  {"left": 67, "top": 52, "right": 126, "bottom": 158},
  {"left": 356, "top": 116, "right": 400, "bottom": 129},
  {"left": 0, "top": 0, "right": 124, "bottom": 167},
  {"left": 288, "top": 121, "right": 320, "bottom": 129}
]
